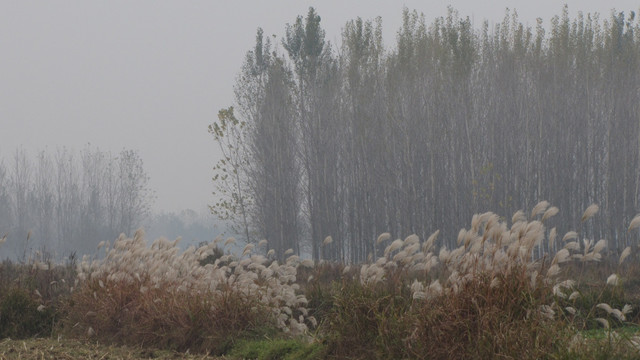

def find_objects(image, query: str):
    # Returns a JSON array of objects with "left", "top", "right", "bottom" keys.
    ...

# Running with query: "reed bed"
[
  {"left": 3, "top": 202, "right": 640, "bottom": 359},
  {"left": 63, "top": 230, "right": 312, "bottom": 354},
  {"left": 321, "top": 202, "right": 640, "bottom": 359}
]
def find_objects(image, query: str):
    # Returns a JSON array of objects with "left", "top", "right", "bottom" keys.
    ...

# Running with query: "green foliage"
[
  {"left": 230, "top": 339, "right": 325, "bottom": 360},
  {"left": 300, "top": 263, "right": 342, "bottom": 323},
  {"left": 283, "top": 7, "right": 326, "bottom": 79},
  {"left": 556, "top": 326, "right": 640, "bottom": 360},
  {"left": 0, "top": 287, "right": 55, "bottom": 339},
  {"left": 210, "top": 106, "right": 254, "bottom": 243}
]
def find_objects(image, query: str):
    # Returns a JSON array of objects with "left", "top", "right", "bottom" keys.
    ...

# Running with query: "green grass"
[
  {"left": 230, "top": 339, "right": 325, "bottom": 360},
  {"left": 554, "top": 326, "right": 640, "bottom": 360},
  {"left": 580, "top": 325, "right": 640, "bottom": 340}
]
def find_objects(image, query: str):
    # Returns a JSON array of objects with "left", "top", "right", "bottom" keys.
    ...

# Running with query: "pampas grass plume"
[
  {"left": 385, "top": 239, "right": 404, "bottom": 256},
  {"left": 404, "top": 234, "right": 419, "bottom": 246},
  {"left": 548, "top": 227, "right": 557, "bottom": 249},
  {"left": 592, "top": 239, "right": 607, "bottom": 254},
  {"left": 562, "top": 231, "right": 578, "bottom": 242},
  {"left": 542, "top": 206, "right": 559, "bottom": 222},
  {"left": 596, "top": 318, "right": 610, "bottom": 329},
  {"left": 424, "top": 230, "right": 439, "bottom": 252},
  {"left": 552, "top": 248, "right": 570, "bottom": 265},
  {"left": 539, "top": 304, "right": 555, "bottom": 320},
  {"left": 457, "top": 229, "right": 466, "bottom": 246},
  {"left": 564, "top": 241, "right": 580, "bottom": 251},
  {"left": 620, "top": 246, "right": 631, "bottom": 265},
  {"left": 242, "top": 243, "right": 254, "bottom": 256},
  {"left": 224, "top": 237, "right": 236, "bottom": 247},
  {"left": 531, "top": 201, "right": 550, "bottom": 219},
  {"left": 581, "top": 204, "right": 599, "bottom": 222},
  {"left": 512, "top": 210, "right": 526, "bottom": 224},
  {"left": 628, "top": 214, "right": 640, "bottom": 232},
  {"left": 376, "top": 232, "right": 391, "bottom": 245},
  {"left": 606, "top": 273, "right": 619, "bottom": 286},
  {"left": 612, "top": 309, "right": 626, "bottom": 322},
  {"left": 569, "top": 291, "right": 580, "bottom": 301},
  {"left": 596, "top": 303, "right": 614, "bottom": 314},
  {"left": 428, "top": 279, "right": 443, "bottom": 295},
  {"left": 546, "top": 264, "right": 560, "bottom": 278}
]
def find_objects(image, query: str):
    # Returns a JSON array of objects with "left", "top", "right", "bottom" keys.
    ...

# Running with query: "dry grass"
[
  {"left": 3, "top": 202, "right": 640, "bottom": 359},
  {"left": 0, "top": 241, "right": 76, "bottom": 340},
  {"left": 62, "top": 231, "right": 312, "bottom": 354},
  {"left": 0, "top": 337, "right": 223, "bottom": 359},
  {"left": 320, "top": 202, "right": 640, "bottom": 359}
]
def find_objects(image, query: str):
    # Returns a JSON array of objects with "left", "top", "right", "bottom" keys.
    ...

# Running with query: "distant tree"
[
  {"left": 209, "top": 106, "right": 253, "bottom": 243},
  {"left": 9, "top": 148, "right": 32, "bottom": 258},
  {"left": 54, "top": 148, "right": 80, "bottom": 254},
  {"left": 0, "top": 146, "right": 154, "bottom": 259},
  {"left": 32, "top": 151, "right": 55, "bottom": 250},
  {"left": 117, "top": 149, "right": 154, "bottom": 237}
]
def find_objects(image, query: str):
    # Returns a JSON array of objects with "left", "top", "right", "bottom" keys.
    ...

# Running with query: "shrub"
[
  {"left": 0, "top": 287, "right": 56, "bottom": 339},
  {"left": 0, "top": 238, "right": 75, "bottom": 340}
]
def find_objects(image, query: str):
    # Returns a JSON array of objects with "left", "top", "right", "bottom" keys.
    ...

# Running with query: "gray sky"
[{"left": 1, "top": 1, "right": 637, "bottom": 213}]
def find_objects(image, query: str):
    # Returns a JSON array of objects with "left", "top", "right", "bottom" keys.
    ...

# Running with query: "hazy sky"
[{"left": 1, "top": 1, "right": 637, "bottom": 213}]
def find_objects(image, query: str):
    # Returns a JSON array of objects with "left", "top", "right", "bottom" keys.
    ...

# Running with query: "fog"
[{"left": 2, "top": 1, "right": 634, "bottom": 214}]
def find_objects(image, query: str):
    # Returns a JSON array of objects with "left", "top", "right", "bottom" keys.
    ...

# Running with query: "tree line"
[
  {"left": 0, "top": 146, "right": 154, "bottom": 260},
  {"left": 211, "top": 6, "right": 640, "bottom": 263}
]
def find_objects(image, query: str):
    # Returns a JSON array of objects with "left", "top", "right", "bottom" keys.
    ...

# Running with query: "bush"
[{"left": 0, "top": 287, "right": 55, "bottom": 339}]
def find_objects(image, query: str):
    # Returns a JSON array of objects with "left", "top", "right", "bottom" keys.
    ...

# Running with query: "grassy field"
[
  {"left": 3, "top": 204, "right": 640, "bottom": 359},
  {"left": 0, "top": 337, "right": 222, "bottom": 359}
]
